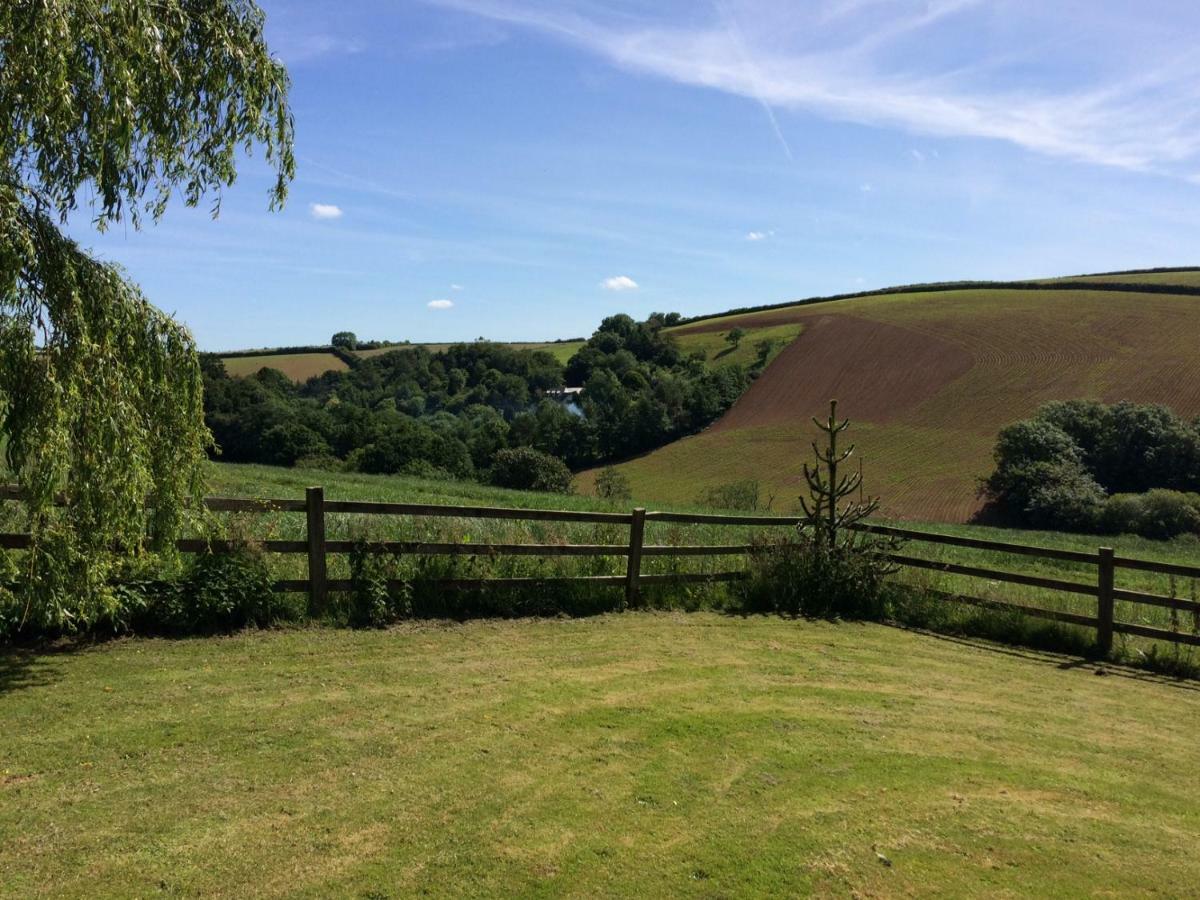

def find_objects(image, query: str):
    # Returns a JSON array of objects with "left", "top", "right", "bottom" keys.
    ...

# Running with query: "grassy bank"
[{"left": 4, "top": 613, "right": 1200, "bottom": 897}]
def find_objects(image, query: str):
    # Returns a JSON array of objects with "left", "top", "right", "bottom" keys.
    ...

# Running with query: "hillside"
[
  {"left": 219, "top": 341, "right": 584, "bottom": 381},
  {"left": 217, "top": 325, "right": 793, "bottom": 383},
  {"left": 580, "top": 283, "right": 1200, "bottom": 522}
]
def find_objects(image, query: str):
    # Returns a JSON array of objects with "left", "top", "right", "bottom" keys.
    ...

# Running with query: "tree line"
[
  {"left": 983, "top": 400, "right": 1200, "bottom": 538},
  {"left": 203, "top": 313, "right": 755, "bottom": 488}
]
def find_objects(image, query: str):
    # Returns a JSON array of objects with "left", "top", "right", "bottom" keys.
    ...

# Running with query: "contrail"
[{"left": 714, "top": 0, "right": 794, "bottom": 160}]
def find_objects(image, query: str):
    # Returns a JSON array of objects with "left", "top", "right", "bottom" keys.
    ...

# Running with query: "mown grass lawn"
[{"left": 4, "top": 614, "right": 1200, "bottom": 897}]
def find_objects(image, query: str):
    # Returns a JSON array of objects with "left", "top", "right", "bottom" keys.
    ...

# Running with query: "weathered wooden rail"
[{"left": 2, "top": 485, "right": 1199, "bottom": 654}]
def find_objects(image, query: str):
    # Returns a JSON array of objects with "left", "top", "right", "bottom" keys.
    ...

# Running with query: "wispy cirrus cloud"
[
  {"left": 420, "top": 0, "right": 1200, "bottom": 177},
  {"left": 272, "top": 33, "right": 364, "bottom": 65}
]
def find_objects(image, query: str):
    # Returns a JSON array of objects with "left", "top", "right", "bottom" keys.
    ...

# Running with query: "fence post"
[
  {"left": 625, "top": 508, "right": 646, "bottom": 608},
  {"left": 1096, "top": 546, "right": 1115, "bottom": 657},
  {"left": 306, "top": 486, "right": 328, "bottom": 617}
]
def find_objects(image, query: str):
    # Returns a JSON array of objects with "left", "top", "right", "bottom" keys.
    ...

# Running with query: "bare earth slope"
[{"left": 585, "top": 288, "right": 1200, "bottom": 521}]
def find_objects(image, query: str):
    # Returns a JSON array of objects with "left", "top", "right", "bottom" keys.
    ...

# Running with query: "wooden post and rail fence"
[{"left": 1, "top": 484, "right": 1199, "bottom": 655}]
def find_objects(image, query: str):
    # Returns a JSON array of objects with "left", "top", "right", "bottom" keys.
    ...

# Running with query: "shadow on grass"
[
  {"left": 0, "top": 646, "right": 62, "bottom": 695},
  {"left": 889, "top": 623, "right": 1200, "bottom": 694}
]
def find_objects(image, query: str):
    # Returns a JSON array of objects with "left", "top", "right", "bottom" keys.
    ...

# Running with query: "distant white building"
[{"left": 546, "top": 386, "right": 584, "bottom": 417}]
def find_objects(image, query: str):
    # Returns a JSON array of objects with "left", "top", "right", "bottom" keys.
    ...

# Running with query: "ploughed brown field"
[{"left": 586, "top": 285, "right": 1200, "bottom": 522}]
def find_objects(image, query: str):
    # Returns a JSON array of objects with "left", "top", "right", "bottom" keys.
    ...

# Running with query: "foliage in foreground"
[{"left": 0, "top": 0, "right": 294, "bottom": 632}]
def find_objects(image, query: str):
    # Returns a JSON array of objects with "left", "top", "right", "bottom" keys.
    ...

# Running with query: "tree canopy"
[{"left": 0, "top": 1, "right": 293, "bottom": 633}]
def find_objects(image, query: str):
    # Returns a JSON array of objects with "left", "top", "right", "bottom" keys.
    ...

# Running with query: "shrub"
[
  {"left": 595, "top": 466, "right": 632, "bottom": 502},
  {"left": 294, "top": 453, "right": 344, "bottom": 472},
  {"left": 346, "top": 540, "right": 411, "bottom": 628},
  {"left": 398, "top": 459, "right": 458, "bottom": 481},
  {"left": 1135, "top": 489, "right": 1200, "bottom": 539},
  {"left": 697, "top": 479, "right": 760, "bottom": 511},
  {"left": 1099, "top": 493, "right": 1144, "bottom": 535},
  {"left": 737, "top": 534, "right": 899, "bottom": 620},
  {"left": 135, "top": 545, "right": 288, "bottom": 635},
  {"left": 488, "top": 447, "right": 573, "bottom": 493},
  {"left": 1020, "top": 461, "right": 1106, "bottom": 531}
]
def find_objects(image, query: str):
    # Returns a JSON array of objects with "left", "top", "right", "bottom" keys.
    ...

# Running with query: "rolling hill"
[
  {"left": 216, "top": 325, "right": 798, "bottom": 382},
  {"left": 579, "top": 276, "right": 1200, "bottom": 522},
  {"left": 219, "top": 340, "right": 586, "bottom": 381}
]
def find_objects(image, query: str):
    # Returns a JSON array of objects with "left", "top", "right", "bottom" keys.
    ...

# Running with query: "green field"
[
  {"left": 1046, "top": 269, "right": 1200, "bottom": 287},
  {"left": 668, "top": 321, "right": 803, "bottom": 368},
  {"left": 5, "top": 613, "right": 1200, "bottom": 897},
  {"left": 589, "top": 287, "right": 1200, "bottom": 522},
  {"left": 354, "top": 340, "right": 586, "bottom": 366},
  {"left": 220, "top": 352, "right": 348, "bottom": 381}
]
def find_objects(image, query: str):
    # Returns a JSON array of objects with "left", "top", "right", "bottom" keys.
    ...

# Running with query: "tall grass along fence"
[{"left": 1, "top": 485, "right": 1198, "bottom": 656}]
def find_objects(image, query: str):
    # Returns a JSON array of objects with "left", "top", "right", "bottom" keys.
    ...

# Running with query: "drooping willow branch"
[
  {"left": 0, "top": 1, "right": 294, "bottom": 633},
  {"left": 0, "top": 189, "right": 210, "bottom": 629}
]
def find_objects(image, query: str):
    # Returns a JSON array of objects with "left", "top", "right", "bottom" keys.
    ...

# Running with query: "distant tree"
[
  {"left": 982, "top": 400, "right": 1200, "bottom": 534},
  {"left": 595, "top": 466, "right": 632, "bottom": 502},
  {"left": 725, "top": 327, "right": 746, "bottom": 350},
  {"left": 332, "top": 331, "right": 358, "bottom": 350},
  {"left": 0, "top": 0, "right": 294, "bottom": 633},
  {"left": 698, "top": 480, "right": 760, "bottom": 511},
  {"left": 488, "top": 447, "right": 573, "bottom": 493},
  {"left": 753, "top": 339, "right": 775, "bottom": 367},
  {"left": 262, "top": 421, "right": 330, "bottom": 467}
]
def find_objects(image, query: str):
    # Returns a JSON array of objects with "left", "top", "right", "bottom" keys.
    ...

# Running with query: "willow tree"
[{"left": 0, "top": 1, "right": 294, "bottom": 632}]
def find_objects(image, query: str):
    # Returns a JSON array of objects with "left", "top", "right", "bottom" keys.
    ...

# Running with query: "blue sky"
[{"left": 75, "top": 0, "right": 1200, "bottom": 351}]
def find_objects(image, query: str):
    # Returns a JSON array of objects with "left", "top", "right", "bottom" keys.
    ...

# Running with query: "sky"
[{"left": 72, "top": 0, "right": 1200, "bottom": 351}]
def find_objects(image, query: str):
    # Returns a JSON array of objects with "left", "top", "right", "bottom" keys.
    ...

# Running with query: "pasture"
[
  {"left": 4, "top": 614, "right": 1200, "bottom": 897},
  {"left": 220, "top": 352, "right": 348, "bottom": 381},
  {"left": 1045, "top": 268, "right": 1200, "bottom": 287},
  {"left": 668, "top": 321, "right": 803, "bottom": 369},
  {"left": 596, "top": 287, "right": 1200, "bottom": 522},
  {"left": 353, "top": 340, "right": 586, "bottom": 365}
]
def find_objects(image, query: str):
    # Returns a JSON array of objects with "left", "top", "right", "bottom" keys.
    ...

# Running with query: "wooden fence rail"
[{"left": 2, "top": 486, "right": 1199, "bottom": 654}]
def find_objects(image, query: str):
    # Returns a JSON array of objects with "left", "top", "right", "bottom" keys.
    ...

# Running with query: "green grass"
[
  {"left": 199, "top": 463, "right": 1200, "bottom": 661},
  {"left": 876, "top": 519, "right": 1200, "bottom": 664},
  {"left": 353, "top": 341, "right": 586, "bottom": 365},
  {"left": 669, "top": 322, "right": 802, "bottom": 369},
  {"left": 598, "top": 287, "right": 1200, "bottom": 522},
  {"left": 220, "top": 352, "right": 348, "bottom": 381},
  {"left": 4, "top": 613, "right": 1200, "bottom": 897},
  {"left": 1045, "top": 270, "right": 1200, "bottom": 288},
  {"left": 198, "top": 463, "right": 753, "bottom": 599}
]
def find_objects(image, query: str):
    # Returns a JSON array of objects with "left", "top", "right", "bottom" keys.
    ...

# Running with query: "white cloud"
[
  {"left": 745, "top": 230, "right": 770, "bottom": 241},
  {"left": 602, "top": 275, "right": 638, "bottom": 291},
  {"left": 427, "top": 0, "right": 1200, "bottom": 176},
  {"left": 449, "top": 283, "right": 464, "bottom": 291},
  {"left": 428, "top": 299, "right": 455, "bottom": 309},
  {"left": 310, "top": 203, "right": 343, "bottom": 220}
]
